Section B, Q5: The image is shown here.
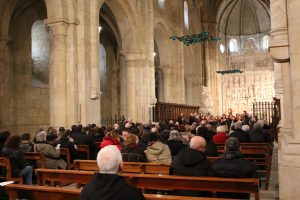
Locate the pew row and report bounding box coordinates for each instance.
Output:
[34,169,259,200]
[74,160,170,174]
[5,184,236,200]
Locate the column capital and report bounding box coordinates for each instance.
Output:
[46,21,68,36]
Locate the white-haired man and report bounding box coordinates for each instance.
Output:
[80,145,145,200]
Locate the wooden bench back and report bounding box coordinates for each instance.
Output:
[5,184,236,200]
[0,157,23,183]
[59,148,71,169]
[24,152,46,168]
[34,169,259,200]
[73,160,170,174]
[76,145,90,160]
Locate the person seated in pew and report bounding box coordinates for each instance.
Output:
[34,131,67,169]
[58,130,78,162]
[169,136,211,197]
[196,127,218,157]
[249,122,271,143]
[20,133,34,153]
[122,133,147,162]
[229,121,249,143]
[211,137,257,199]
[2,136,33,184]
[144,133,172,165]
[213,125,228,144]
[165,130,187,157]
[80,145,145,200]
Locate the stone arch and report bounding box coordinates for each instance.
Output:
[103,0,137,52]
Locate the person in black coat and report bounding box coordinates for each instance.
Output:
[170,136,211,197]
[80,145,145,200]
[196,127,218,157]
[1,136,33,185]
[249,122,270,143]
[211,137,257,199]
[166,130,187,157]
[74,127,96,159]
[58,131,78,162]
[229,121,249,143]
[122,133,146,162]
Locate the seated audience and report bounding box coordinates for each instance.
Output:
[2,136,33,184]
[213,125,228,144]
[80,145,145,200]
[101,131,122,151]
[74,127,96,159]
[34,131,67,169]
[211,137,257,199]
[170,136,211,176]
[58,130,78,162]
[229,121,249,143]
[170,136,211,197]
[145,133,172,165]
[196,127,218,156]
[20,133,34,152]
[0,129,10,155]
[249,122,270,143]
[166,130,187,157]
[122,133,146,162]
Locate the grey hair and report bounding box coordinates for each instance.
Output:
[36,131,47,142]
[253,122,262,130]
[169,130,181,141]
[234,121,243,130]
[241,125,250,132]
[97,145,122,174]
[216,125,227,133]
[225,137,240,152]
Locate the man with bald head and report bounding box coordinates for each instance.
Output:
[80,145,145,200]
[170,136,211,197]
[170,136,210,176]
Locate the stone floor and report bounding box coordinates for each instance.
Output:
[252,144,279,200]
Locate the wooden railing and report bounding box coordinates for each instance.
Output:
[153,102,199,123]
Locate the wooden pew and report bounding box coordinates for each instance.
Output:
[76,145,90,160]
[73,160,170,174]
[60,148,71,169]
[24,152,46,168]
[34,169,259,199]
[5,184,236,200]
[35,169,95,187]
[0,157,23,184]
[215,143,271,189]
[122,173,259,200]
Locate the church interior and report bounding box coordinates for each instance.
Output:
[0,0,299,199]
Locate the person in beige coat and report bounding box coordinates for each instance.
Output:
[34,131,67,169]
[145,133,172,165]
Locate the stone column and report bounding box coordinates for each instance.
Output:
[0,37,12,129]
[46,22,68,128]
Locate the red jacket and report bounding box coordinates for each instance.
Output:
[213,132,228,144]
[100,136,122,151]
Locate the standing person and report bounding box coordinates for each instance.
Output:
[80,145,145,200]
[177,113,185,125]
[211,137,257,199]
[1,136,33,184]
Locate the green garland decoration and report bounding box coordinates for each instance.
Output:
[216,69,243,75]
[170,32,220,46]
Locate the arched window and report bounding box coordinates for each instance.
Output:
[184,1,189,29]
[99,43,106,95]
[262,35,269,50]
[31,20,50,88]
[229,38,238,53]
[158,0,165,9]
